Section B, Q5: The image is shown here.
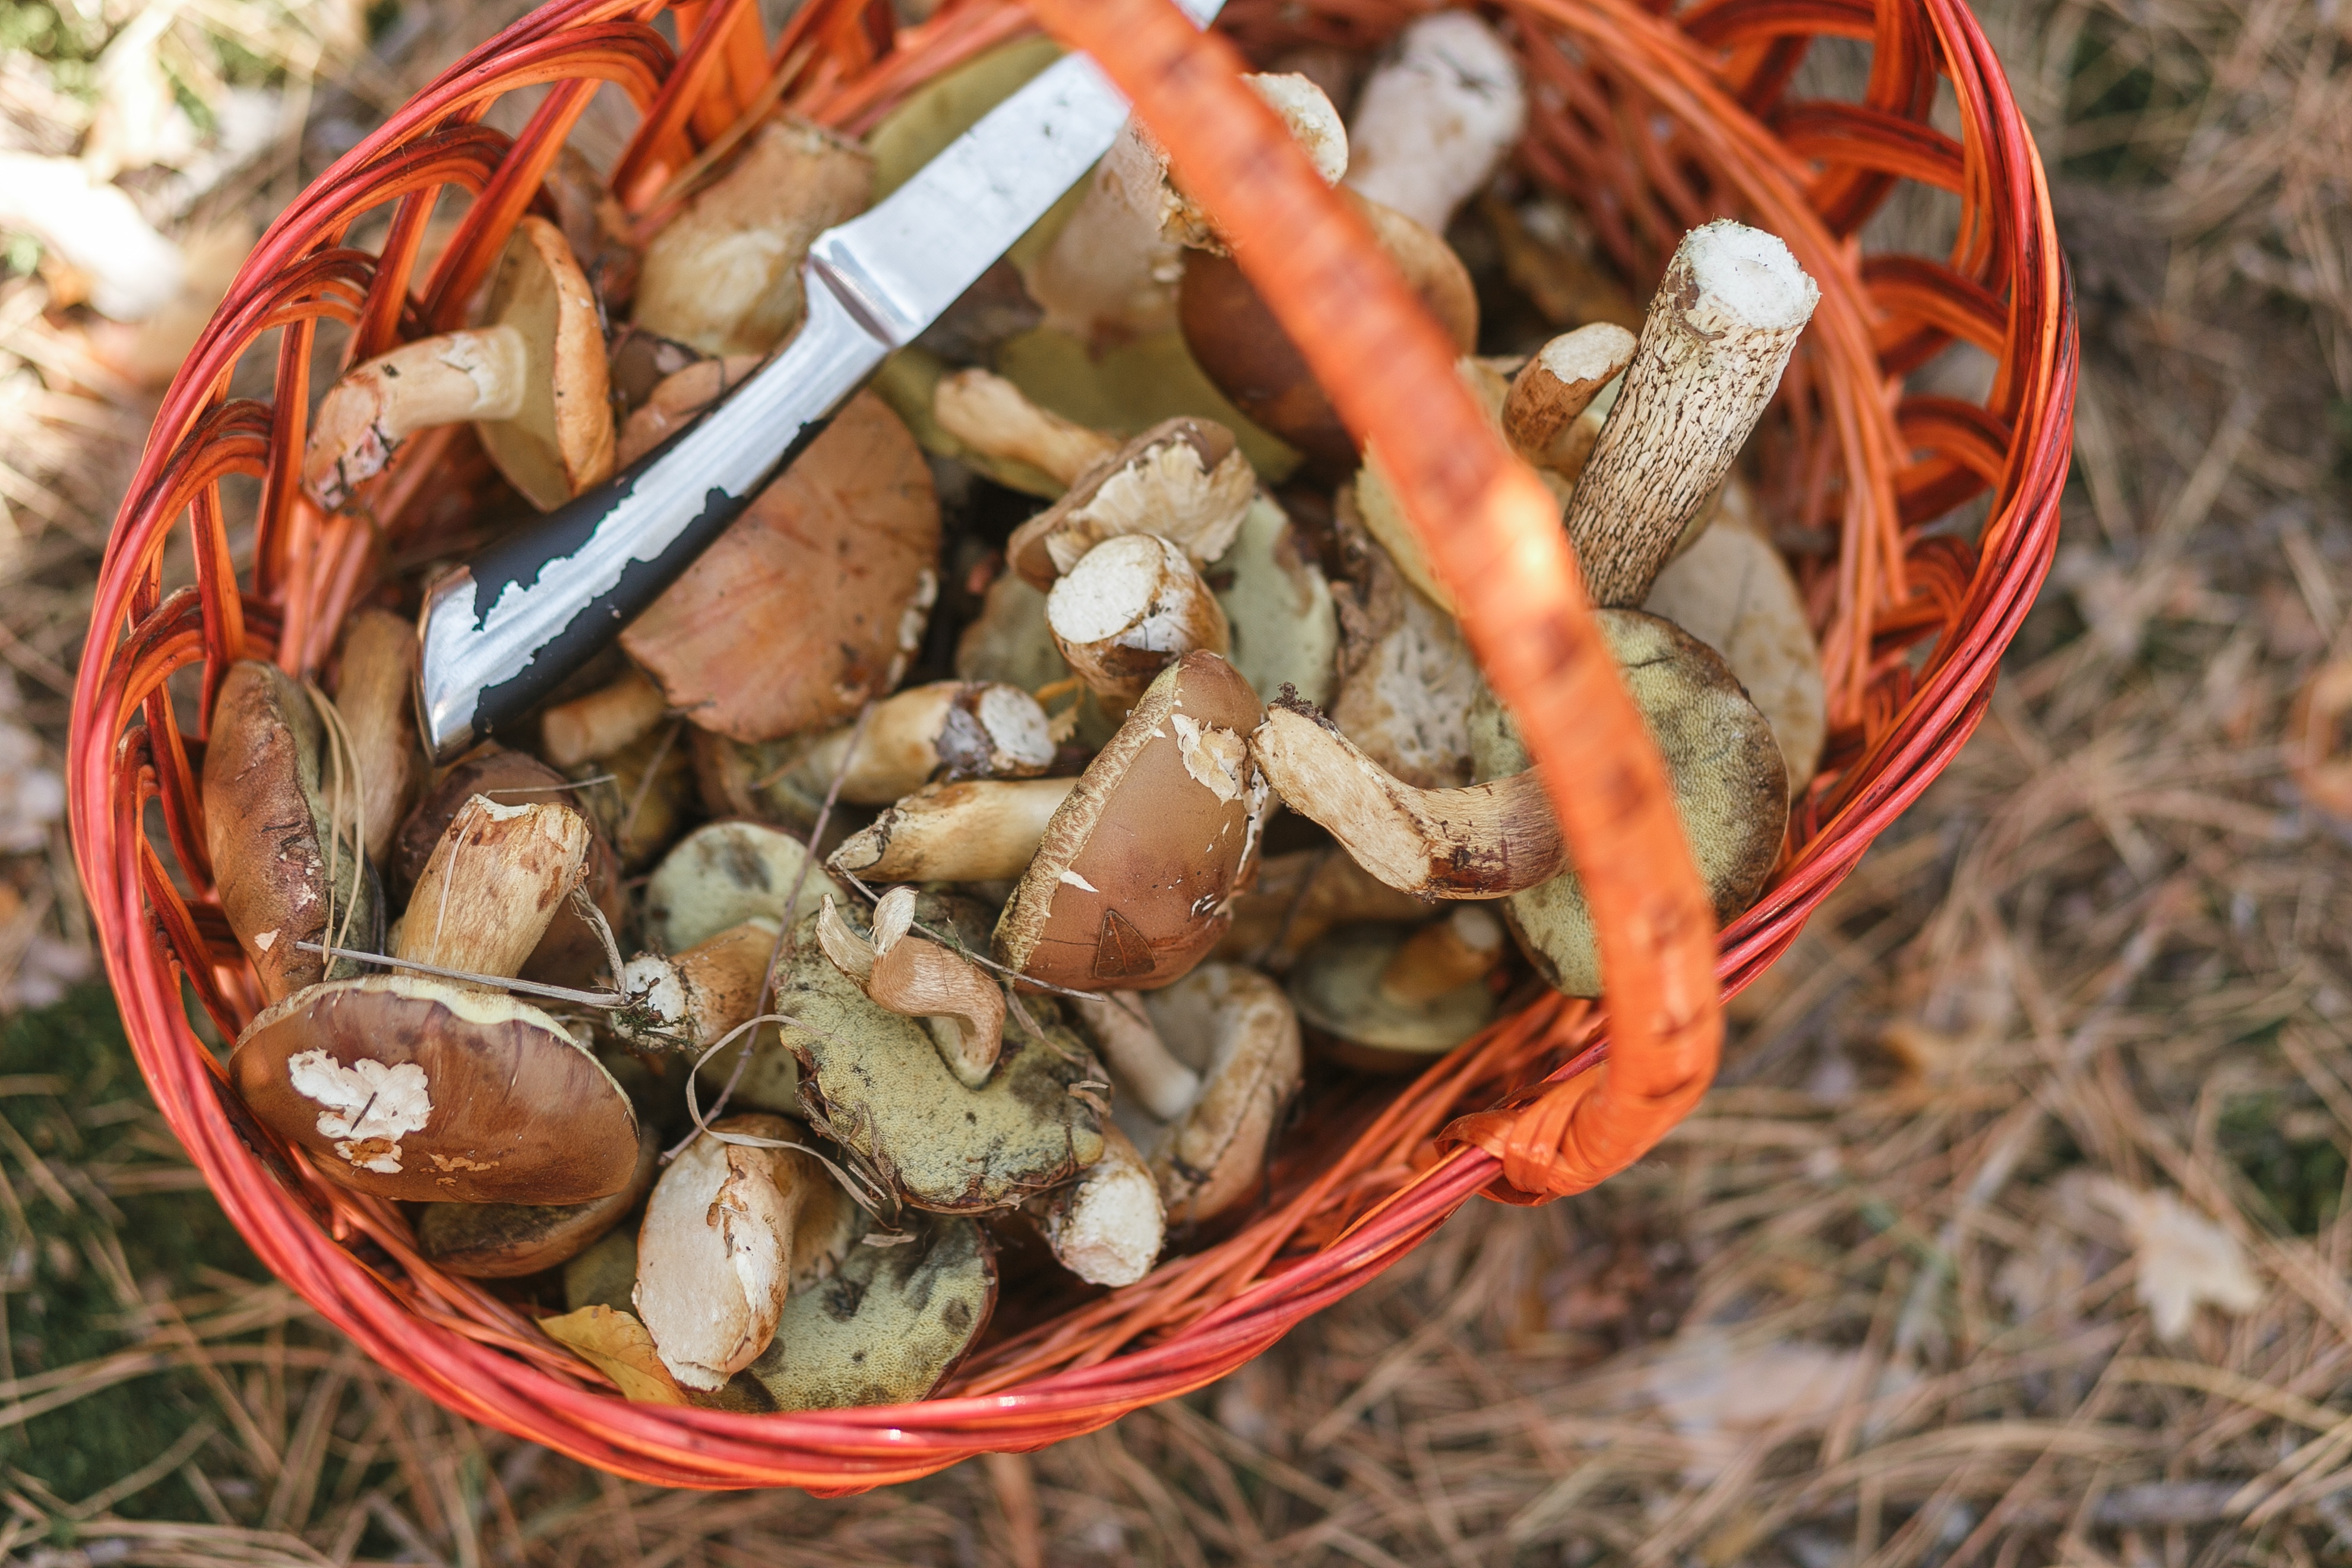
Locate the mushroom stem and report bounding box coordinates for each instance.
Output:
[825,777,1079,884]
[617,918,779,1052]
[1047,534,1230,703]
[396,796,592,984]
[1378,906,1505,1004]
[1250,704,1564,899]
[1342,12,1527,235]
[304,327,527,509]
[932,369,1118,489]
[1503,323,1636,470]
[789,681,1054,806]
[1067,991,1199,1121]
[1564,221,1820,608]
[329,609,423,865]
[1036,1121,1164,1287]
[542,666,670,770]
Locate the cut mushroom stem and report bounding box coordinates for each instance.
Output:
[816,890,1006,1088]
[932,368,1118,489]
[305,329,525,507]
[786,681,1054,806]
[1565,221,1820,607]
[542,666,670,769]
[1067,991,1199,1121]
[1250,701,1563,899]
[1503,323,1637,470]
[1047,533,1231,703]
[616,918,779,1052]
[329,609,423,865]
[397,796,592,984]
[826,776,1079,884]
[1035,1121,1164,1287]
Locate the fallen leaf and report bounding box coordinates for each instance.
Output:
[539,1305,691,1405]
[1642,1329,1906,1483]
[2087,1178,2263,1341]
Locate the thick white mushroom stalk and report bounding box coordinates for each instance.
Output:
[1342,12,1528,235]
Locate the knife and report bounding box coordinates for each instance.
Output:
[415,0,1224,762]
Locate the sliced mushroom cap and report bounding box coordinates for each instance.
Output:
[327,609,423,865]
[772,912,1107,1211]
[1469,609,1788,996]
[826,777,1079,885]
[994,652,1267,992]
[202,659,380,1005]
[1213,495,1340,713]
[1004,418,1255,590]
[416,1118,660,1279]
[645,820,847,954]
[1033,1120,1163,1287]
[621,391,939,744]
[1136,963,1303,1227]
[1288,909,1503,1069]
[632,119,874,357]
[231,975,639,1202]
[742,1211,994,1412]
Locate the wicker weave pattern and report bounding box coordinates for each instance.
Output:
[67,0,2072,1489]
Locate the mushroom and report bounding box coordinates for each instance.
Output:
[1287,907,1506,1071]
[770,908,1107,1212]
[201,659,380,1006]
[631,119,873,357]
[1004,417,1256,591]
[302,216,614,513]
[633,1114,859,1390]
[1565,220,1820,608]
[1326,512,1484,790]
[327,609,423,865]
[1468,612,1789,996]
[931,366,1120,494]
[229,798,640,1202]
[1031,1121,1162,1286]
[1213,845,1435,973]
[644,819,847,954]
[994,652,1268,992]
[540,665,669,772]
[816,889,1006,1089]
[415,1118,661,1279]
[1341,11,1528,236]
[1213,494,1341,713]
[1501,323,1637,475]
[742,1211,995,1411]
[825,776,1079,885]
[954,571,1073,703]
[1642,480,1826,794]
[1071,964,1303,1228]
[614,916,778,1056]
[776,681,1055,808]
[563,720,694,873]
[620,391,939,744]
[613,353,763,468]
[1045,533,1232,706]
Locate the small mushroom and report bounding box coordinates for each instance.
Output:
[817,889,1006,1089]
[634,1115,859,1390]
[615,916,777,1055]
[771,910,1107,1212]
[614,354,763,467]
[327,609,423,865]
[1046,533,1232,706]
[1468,612,1790,996]
[994,652,1267,992]
[1213,494,1341,713]
[632,119,873,356]
[415,1118,661,1279]
[741,1210,994,1411]
[1288,908,1505,1071]
[780,681,1055,808]
[621,391,939,743]
[931,366,1120,492]
[825,777,1079,885]
[202,659,381,1005]
[540,665,669,772]
[302,216,614,513]
[1501,323,1637,474]
[1566,221,1820,608]
[1032,1121,1163,1286]
[1004,417,1256,591]
[397,795,593,984]
[1341,11,1527,235]
[1073,964,1303,1227]
[644,820,848,953]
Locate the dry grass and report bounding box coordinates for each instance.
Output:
[4,0,2352,1560]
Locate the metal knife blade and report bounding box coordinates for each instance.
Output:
[415,0,1223,761]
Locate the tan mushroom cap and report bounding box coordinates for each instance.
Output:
[742,1211,994,1412]
[416,1118,660,1279]
[1138,963,1303,1227]
[645,819,847,954]
[621,391,940,744]
[1288,912,1502,1066]
[994,652,1267,992]
[231,975,639,1203]
[1470,609,1788,997]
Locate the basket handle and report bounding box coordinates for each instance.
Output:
[1023,0,1723,1202]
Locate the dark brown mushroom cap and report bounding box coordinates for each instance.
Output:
[1469,609,1788,997]
[231,976,638,1203]
[202,659,381,1006]
[992,651,1266,992]
[416,1119,660,1279]
[772,914,1107,1212]
[740,1212,994,1412]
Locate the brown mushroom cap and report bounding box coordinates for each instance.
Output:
[621,391,940,744]
[231,976,638,1203]
[1469,609,1788,996]
[475,214,616,511]
[416,1118,660,1279]
[327,609,423,865]
[202,659,380,1006]
[993,652,1267,992]
[741,1211,994,1412]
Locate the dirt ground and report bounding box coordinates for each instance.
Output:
[4,0,2352,1562]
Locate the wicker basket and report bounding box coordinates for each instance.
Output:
[68,0,2073,1490]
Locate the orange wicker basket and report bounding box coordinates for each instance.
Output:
[69,0,2072,1490]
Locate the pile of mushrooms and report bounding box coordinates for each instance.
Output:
[220,12,1837,1414]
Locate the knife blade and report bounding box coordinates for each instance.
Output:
[415,0,1224,762]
